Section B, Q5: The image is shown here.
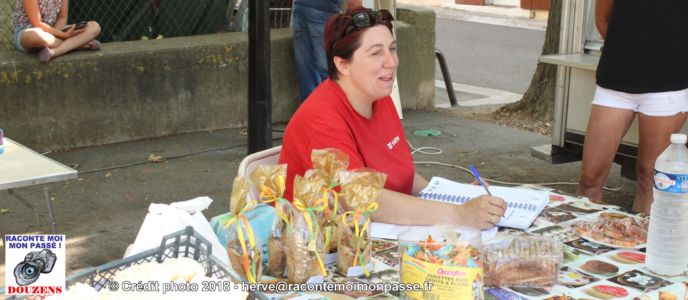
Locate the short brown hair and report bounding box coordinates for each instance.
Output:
[324,8,394,80]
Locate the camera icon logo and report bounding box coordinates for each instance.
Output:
[13,249,57,286]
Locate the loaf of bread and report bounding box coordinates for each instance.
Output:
[483,235,562,287]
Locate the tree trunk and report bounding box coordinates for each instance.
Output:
[498,0,562,120]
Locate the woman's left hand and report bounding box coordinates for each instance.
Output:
[62,24,86,39]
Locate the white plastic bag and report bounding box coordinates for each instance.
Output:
[124,197,230,267]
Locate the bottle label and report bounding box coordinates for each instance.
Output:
[654,170,688,193]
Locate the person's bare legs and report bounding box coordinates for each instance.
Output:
[578,105,635,203]
[19,28,62,50]
[51,22,101,58]
[19,22,101,62]
[634,112,688,213]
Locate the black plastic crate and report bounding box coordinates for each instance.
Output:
[64,226,268,299]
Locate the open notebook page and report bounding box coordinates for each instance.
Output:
[418,177,549,230]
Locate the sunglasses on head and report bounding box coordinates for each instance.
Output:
[342,9,394,38]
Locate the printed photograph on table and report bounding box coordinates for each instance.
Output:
[557,266,600,288]
[497,227,523,236]
[367,269,398,284]
[542,295,575,300]
[583,283,638,299]
[336,278,387,298]
[577,259,622,277]
[529,225,580,243]
[562,245,585,265]
[608,269,673,293]
[507,286,550,297]
[538,207,578,224]
[607,250,646,265]
[554,203,603,215]
[565,238,616,255]
[372,240,396,253]
[373,248,400,268]
[484,288,528,300]
[547,193,568,202]
[529,217,556,230]
[567,211,649,249]
[643,282,688,300]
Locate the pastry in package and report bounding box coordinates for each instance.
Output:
[287,175,328,283]
[336,213,373,277]
[483,234,562,287]
[223,176,263,283]
[336,169,386,276]
[251,164,292,278]
[306,148,350,253]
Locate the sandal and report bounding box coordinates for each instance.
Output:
[80,40,101,51]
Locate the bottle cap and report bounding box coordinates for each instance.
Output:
[670,134,687,144]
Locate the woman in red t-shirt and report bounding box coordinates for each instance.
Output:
[279,7,506,229]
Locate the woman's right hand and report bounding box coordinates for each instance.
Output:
[458,195,506,230]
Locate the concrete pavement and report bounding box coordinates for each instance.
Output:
[399,0,548,30]
[399,0,548,108]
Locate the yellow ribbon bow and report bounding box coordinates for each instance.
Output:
[258,176,293,227]
[341,202,378,276]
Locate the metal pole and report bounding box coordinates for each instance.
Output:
[435,49,458,107]
[44,187,57,233]
[248,0,273,154]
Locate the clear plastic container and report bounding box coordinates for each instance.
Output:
[482,235,562,288]
[398,226,483,300]
[0,129,4,155]
[647,133,688,276]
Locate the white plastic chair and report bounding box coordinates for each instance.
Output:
[233,145,282,212]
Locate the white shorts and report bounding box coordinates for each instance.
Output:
[592,86,688,116]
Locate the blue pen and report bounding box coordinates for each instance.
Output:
[470,165,492,196]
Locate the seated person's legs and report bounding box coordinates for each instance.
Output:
[18,27,61,52]
[52,21,101,58]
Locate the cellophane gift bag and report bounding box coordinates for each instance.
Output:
[304,148,349,254]
[336,168,386,277]
[219,176,263,283]
[251,164,293,278]
[287,175,328,283]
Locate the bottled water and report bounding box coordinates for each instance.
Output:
[0,129,4,154]
[646,133,688,276]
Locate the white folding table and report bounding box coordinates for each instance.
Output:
[0,138,77,234]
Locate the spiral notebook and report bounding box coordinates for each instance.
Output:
[419,177,549,230]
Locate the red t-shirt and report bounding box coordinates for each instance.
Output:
[279,79,415,200]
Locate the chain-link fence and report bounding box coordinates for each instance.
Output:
[1,0,293,51]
